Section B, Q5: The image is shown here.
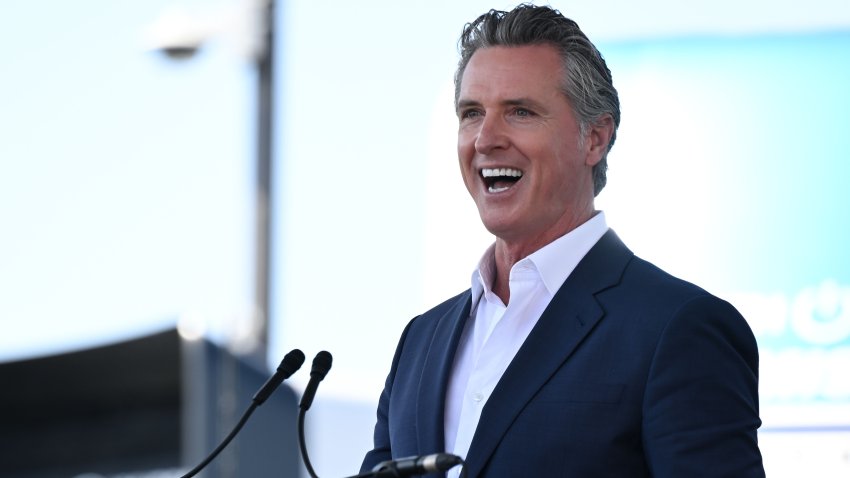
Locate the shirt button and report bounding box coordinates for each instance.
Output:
[472,392,484,402]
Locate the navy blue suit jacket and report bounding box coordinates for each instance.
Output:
[362,230,764,477]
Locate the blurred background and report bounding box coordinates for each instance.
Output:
[1,0,849,476]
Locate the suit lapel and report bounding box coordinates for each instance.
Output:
[462,230,633,476]
[416,290,473,456]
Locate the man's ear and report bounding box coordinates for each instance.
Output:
[585,114,614,167]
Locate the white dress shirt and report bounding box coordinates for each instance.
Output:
[443,212,608,476]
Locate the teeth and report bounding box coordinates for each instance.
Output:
[481,168,523,178]
[488,186,510,193]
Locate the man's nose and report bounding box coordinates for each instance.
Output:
[474,115,509,154]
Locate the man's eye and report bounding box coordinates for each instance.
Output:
[515,108,532,117]
[461,110,482,120]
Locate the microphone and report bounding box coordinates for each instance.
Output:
[299,350,333,411]
[179,349,305,478]
[297,351,333,478]
[370,453,465,477]
[254,348,306,405]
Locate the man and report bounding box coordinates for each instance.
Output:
[362,4,764,477]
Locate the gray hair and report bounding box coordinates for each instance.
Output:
[454,4,620,196]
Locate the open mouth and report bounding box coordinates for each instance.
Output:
[481,167,523,193]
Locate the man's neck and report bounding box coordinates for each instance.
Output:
[490,210,598,304]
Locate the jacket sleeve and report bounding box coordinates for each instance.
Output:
[642,294,765,477]
[360,317,416,473]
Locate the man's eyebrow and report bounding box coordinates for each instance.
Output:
[503,97,547,110]
[456,99,480,111]
[456,97,547,112]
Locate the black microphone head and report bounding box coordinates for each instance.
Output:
[253,349,306,406]
[372,453,464,477]
[424,453,464,472]
[310,351,332,380]
[278,349,306,378]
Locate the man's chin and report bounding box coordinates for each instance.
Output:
[479,215,525,241]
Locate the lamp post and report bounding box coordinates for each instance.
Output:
[253,0,275,366]
[146,0,277,365]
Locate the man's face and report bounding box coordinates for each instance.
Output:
[457,44,602,246]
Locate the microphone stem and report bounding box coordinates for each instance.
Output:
[298,407,320,478]
[180,402,258,478]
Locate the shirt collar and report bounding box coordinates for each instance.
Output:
[471,211,609,301]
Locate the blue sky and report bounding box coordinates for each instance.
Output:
[1,0,254,359]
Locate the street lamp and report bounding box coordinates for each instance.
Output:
[144,0,277,365]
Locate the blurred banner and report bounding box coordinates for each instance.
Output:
[598,30,850,476]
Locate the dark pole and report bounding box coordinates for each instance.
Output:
[254,0,275,364]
